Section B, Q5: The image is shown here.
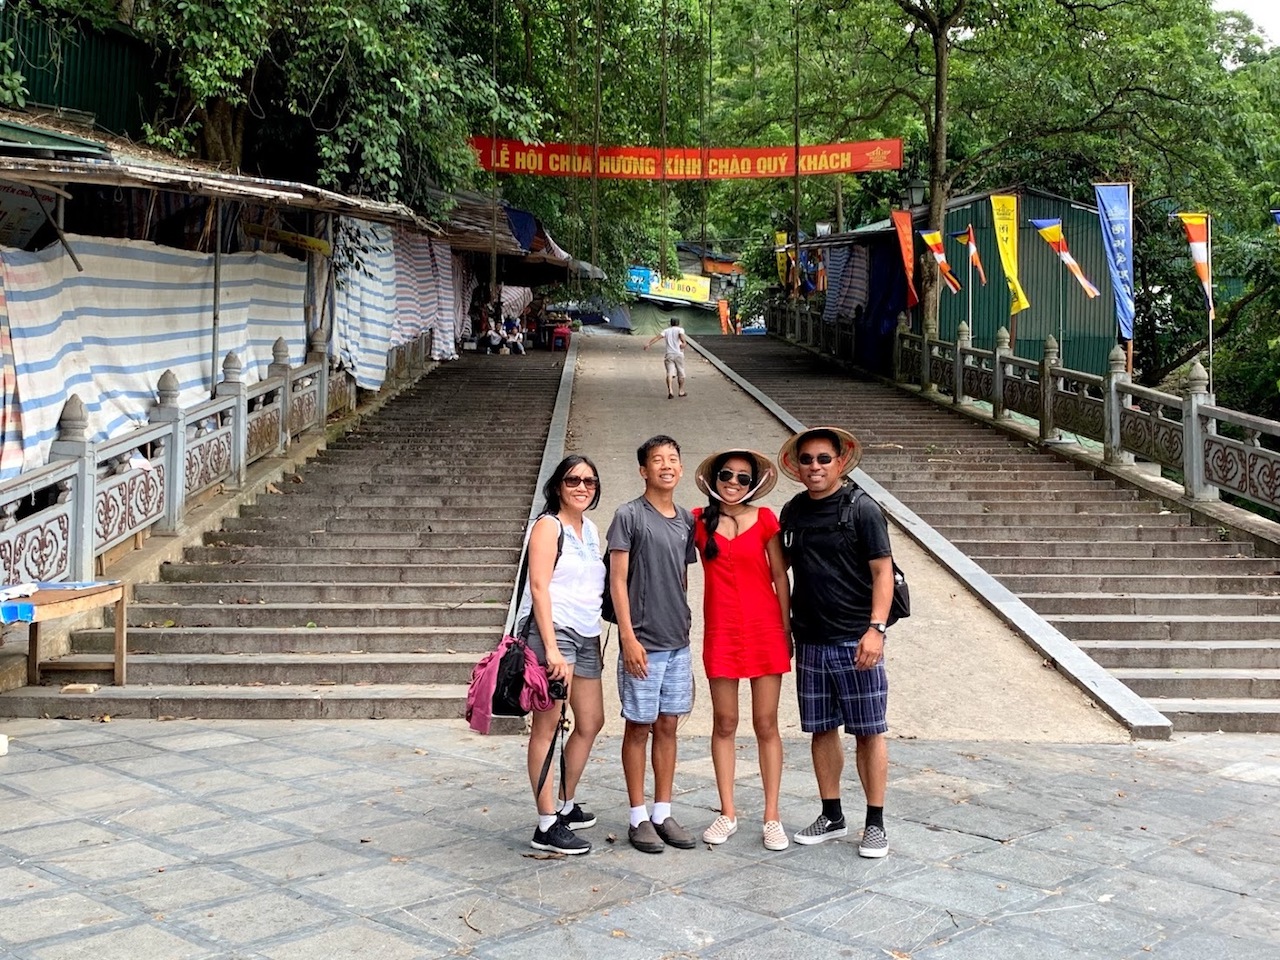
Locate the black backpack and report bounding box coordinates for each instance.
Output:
[600,503,645,625]
[781,482,910,627]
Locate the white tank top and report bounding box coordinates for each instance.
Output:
[516,516,605,637]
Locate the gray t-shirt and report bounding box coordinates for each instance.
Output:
[606,496,696,651]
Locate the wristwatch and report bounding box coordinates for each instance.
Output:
[869,622,888,635]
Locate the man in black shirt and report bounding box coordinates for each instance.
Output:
[777,426,895,858]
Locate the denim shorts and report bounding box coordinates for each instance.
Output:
[522,620,604,680]
[618,645,694,723]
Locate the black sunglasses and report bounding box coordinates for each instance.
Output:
[562,475,598,489]
[717,469,754,486]
[798,452,836,465]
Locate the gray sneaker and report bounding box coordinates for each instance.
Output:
[794,813,847,845]
[858,824,889,858]
[653,816,697,849]
[628,819,665,854]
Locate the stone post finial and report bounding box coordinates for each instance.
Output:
[272,337,290,366]
[1043,335,1059,365]
[896,311,910,331]
[995,326,1010,352]
[308,327,326,354]
[1108,344,1127,374]
[1187,360,1209,395]
[58,394,89,443]
[222,352,243,384]
[157,369,180,406]
[957,320,970,340]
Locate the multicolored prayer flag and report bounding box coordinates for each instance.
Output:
[1029,218,1100,298]
[950,225,987,285]
[920,230,962,293]
[1174,213,1215,321]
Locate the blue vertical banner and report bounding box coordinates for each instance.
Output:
[1094,183,1136,341]
[1271,209,1280,231]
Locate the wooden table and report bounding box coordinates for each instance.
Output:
[1,582,127,686]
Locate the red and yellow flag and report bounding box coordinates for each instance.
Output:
[920,230,962,294]
[950,225,987,285]
[1175,213,1215,321]
[1030,218,1100,298]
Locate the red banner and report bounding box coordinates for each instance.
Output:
[470,137,902,180]
[891,210,919,309]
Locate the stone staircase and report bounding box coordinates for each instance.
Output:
[700,335,1280,733]
[0,354,563,720]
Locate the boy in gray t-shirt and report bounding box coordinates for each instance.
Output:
[607,435,697,854]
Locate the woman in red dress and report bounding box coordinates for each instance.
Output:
[692,449,792,850]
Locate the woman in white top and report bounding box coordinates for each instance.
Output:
[519,455,606,855]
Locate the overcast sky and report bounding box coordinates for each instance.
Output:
[1215,0,1279,43]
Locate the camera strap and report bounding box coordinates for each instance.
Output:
[534,698,568,800]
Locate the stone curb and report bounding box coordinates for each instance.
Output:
[688,335,1172,741]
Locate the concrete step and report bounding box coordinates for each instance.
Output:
[268,492,532,511]
[1023,593,1280,617]
[204,530,519,549]
[124,602,508,629]
[933,524,1211,542]
[182,545,522,565]
[879,468,1082,481]
[955,540,1254,558]
[239,503,513,520]
[911,500,1164,516]
[1112,668,1280,699]
[904,489,1141,503]
[1045,614,1280,642]
[1143,698,1280,733]
[76,624,498,655]
[976,557,1280,576]
[1079,640,1280,670]
[43,652,478,686]
[160,562,515,584]
[134,581,510,604]
[921,511,1187,529]
[887,479,1128,493]
[220,517,527,535]
[0,683,489,721]
[997,573,1280,594]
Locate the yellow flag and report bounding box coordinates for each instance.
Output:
[775,231,790,286]
[990,195,1031,314]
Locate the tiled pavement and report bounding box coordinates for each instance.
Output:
[2,718,1278,959]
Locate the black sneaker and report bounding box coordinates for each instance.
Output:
[559,803,597,831]
[793,813,848,846]
[531,819,591,855]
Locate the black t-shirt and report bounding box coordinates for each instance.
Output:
[781,483,893,644]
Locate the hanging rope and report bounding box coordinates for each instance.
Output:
[489,0,500,314]
[659,0,669,278]
[591,0,603,273]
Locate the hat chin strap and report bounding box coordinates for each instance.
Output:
[707,468,772,505]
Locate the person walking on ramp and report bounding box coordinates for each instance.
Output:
[643,317,688,399]
[608,435,698,853]
[777,427,895,858]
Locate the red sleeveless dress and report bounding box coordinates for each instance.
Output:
[693,506,792,679]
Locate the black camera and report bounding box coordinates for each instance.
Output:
[548,678,568,701]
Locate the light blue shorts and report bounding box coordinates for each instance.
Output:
[618,645,694,724]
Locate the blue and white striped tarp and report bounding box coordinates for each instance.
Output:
[822,242,870,325]
[390,228,459,362]
[0,234,307,477]
[332,219,396,390]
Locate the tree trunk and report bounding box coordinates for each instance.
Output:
[922,20,951,339]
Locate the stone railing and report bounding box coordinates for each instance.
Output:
[0,328,430,585]
[765,300,855,364]
[894,319,1280,512]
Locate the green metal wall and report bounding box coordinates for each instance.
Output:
[932,192,1117,375]
[2,13,154,138]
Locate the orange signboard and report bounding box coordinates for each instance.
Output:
[470,137,902,180]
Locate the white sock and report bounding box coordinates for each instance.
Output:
[538,813,558,831]
[630,805,649,828]
[652,801,672,824]
[558,797,575,814]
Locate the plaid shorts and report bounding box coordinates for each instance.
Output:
[795,642,889,736]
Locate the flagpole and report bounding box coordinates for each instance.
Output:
[966,240,973,345]
[1126,183,1134,375]
[1057,250,1064,365]
[1207,213,1214,394]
